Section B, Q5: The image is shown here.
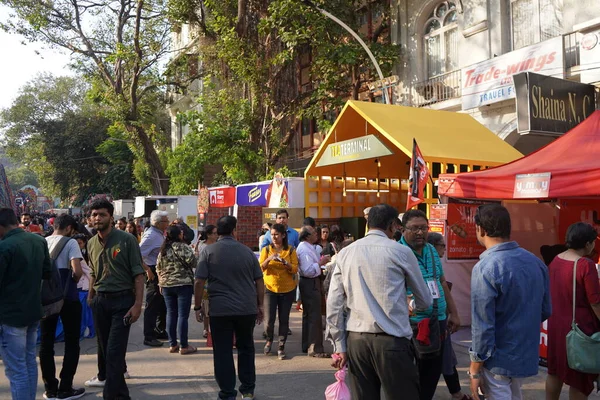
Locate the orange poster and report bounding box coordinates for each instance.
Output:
[447,202,488,260]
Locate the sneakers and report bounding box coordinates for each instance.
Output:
[241,394,254,399]
[144,338,164,347]
[84,376,105,387]
[57,388,85,400]
[43,391,57,400]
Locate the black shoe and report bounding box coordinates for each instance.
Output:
[262,331,267,339]
[57,388,85,400]
[287,329,292,336]
[43,391,57,400]
[144,338,164,347]
[155,329,169,340]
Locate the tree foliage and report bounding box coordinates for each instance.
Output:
[166,0,398,181]
[1,0,173,194]
[0,74,136,204]
[5,165,38,192]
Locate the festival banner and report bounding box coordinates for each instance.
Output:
[209,187,236,208]
[446,200,491,260]
[236,182,272,207]
[406,139,429,211]
[197,185,209,214]
[266,172,289,208]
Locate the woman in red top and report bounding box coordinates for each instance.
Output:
[546,222,600,399]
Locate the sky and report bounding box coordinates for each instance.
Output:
[0,6,73,110]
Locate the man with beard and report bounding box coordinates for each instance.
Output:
[400,209,461,400]
[87,199,145,400]
[20,213,43,234]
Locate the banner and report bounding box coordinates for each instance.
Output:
[406,139,429,211]
[197,185,209,214]
[236,182,272,207]
[209,187,236,208]
[446,199,496,260]
[266,173,289,208]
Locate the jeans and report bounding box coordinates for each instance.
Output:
[264,288,295,347]
[143,266,166,339]
[91,292,134,400]
[346,332,419,400]
[299,276,324,354]
[39,299,82,393]
[210,315,257,399]
[162,285,193,348]
[0,322,39,400]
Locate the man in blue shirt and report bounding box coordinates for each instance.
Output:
[469,204,551,400]
[260,209,299,250]
[400,210,461,400]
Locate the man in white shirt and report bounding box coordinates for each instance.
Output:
[328,204,433,399]
[297,226,331,357]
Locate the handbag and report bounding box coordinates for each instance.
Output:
[411,247,442,359]
[566,257,600,373]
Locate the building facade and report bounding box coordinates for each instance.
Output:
[389,0,600,154]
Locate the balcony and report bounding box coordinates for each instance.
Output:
[564,31,582,71]
[410,70,461,108]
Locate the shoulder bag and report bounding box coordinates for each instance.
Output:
[411,246,442,359]
[566,257,600,373]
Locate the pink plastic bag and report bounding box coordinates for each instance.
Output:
[325,368,351,400]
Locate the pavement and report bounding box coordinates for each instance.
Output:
[0,308,595,400]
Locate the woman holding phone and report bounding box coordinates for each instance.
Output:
[259,223,299,360]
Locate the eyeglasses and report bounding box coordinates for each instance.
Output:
[405,225,429,234]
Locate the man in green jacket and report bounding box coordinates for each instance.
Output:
[0,208,52,400]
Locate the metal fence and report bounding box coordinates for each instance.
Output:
[411,70,462,107]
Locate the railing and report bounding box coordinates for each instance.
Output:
[410,70,461,107]
[564,31,582,70]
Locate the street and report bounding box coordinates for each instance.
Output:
[0,309,586,400]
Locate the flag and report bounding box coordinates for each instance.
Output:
[407,139,429,211]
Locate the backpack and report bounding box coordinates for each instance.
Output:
[41,236,71,319]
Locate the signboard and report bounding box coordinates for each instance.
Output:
[462,36,564,110]
[209,187,236,208]
[447,201,488,260]
[540,320,548,367]
[513,173,551,199]
[186,215,198,231]
[197,186,209,214]
[430,204,448,220]
[316,134,393,167]
[580,30,600,84]
[267,173,289,208]
[262,208,305,229]
[513,72,596,134]
[429,219,446,236]
[237,183,271,207]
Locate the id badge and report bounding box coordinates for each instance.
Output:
[427,280,440,299]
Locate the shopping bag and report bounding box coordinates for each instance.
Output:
[324,368,351,400]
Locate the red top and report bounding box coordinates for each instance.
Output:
[20,224,42,234]
[547,256,600,395]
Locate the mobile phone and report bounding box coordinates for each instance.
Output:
[123,316,132,326]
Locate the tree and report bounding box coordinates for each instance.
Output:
[1,0,173,194]
[0,74,136,203]
[5,165,38,192]
[167,0,398,180]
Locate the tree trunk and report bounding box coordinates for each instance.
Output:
[131,124,169,195]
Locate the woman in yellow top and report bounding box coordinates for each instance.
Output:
[259,223,299,360]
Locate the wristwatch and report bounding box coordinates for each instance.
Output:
[467,371,481,379]
[193,305,202,311]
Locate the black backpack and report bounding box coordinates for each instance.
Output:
[41,236,71,319]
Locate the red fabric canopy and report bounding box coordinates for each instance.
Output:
[438,110,600,200]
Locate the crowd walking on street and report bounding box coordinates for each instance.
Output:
[1,202,599,400]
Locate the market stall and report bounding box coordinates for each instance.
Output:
[437,110,600,362]
[304,100,523,237]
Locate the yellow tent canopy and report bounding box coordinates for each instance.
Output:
[305,100,523,179]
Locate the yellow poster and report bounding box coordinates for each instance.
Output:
[186,215,198,230]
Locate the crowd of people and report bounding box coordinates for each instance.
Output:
[0,201,599,400]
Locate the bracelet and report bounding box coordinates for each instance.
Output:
[193,305,202,311]
[467,371,481,379]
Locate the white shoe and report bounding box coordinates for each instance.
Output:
[84,376,105,387]
[124,371,131,379]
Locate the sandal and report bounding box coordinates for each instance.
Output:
[169,345,180,353]
[308,352,331,358]
[180,345,197,355]
[264,341,272,355]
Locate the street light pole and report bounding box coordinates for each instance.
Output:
[302,0,390,105]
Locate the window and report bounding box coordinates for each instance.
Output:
[511,0,562,50]
[424,1,458,78]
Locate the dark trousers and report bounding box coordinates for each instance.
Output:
[162,285,193,348]
[39,299,82,392]
[97,344,128,381]
[346,332,420,400]
[143,265,166,339]
[210,315,257,400]
[416,319,447,400]
[444,367,462,395]
[91,292,134,400]
[299,276,324,354]
[264,288,295,346]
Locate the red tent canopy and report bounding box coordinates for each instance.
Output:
[438,110,600,200]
